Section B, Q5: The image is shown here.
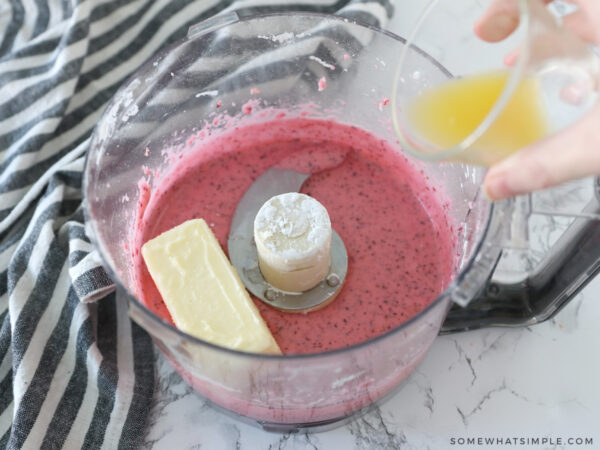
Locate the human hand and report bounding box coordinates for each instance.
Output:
[473,0,600,201]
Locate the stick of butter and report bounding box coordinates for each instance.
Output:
[141,219,281,354]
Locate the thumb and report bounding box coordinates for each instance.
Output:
[483,105,600,200]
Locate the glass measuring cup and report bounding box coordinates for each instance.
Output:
[392,0,600,166]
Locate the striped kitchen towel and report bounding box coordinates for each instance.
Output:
[0,0,393,448]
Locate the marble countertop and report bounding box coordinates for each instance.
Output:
[141,5,600,449]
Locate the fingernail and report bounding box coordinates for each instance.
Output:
[483,179,500,201]
[479,13,518,42]
[483,168,512,201]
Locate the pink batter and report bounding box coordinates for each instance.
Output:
[134,117,455,355]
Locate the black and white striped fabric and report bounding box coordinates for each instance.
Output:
[0,0,392,448]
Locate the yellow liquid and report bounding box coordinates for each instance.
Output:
[406,71,548,166]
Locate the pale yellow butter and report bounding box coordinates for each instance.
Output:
[141,219,281,354]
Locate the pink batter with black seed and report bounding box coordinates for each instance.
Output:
[134,117,455,355]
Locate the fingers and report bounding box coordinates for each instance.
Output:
[564,0,600,44]
[562,11,597,43]
[476,0,600,201]
[473,0,521,43]
[474,0,600,45]
[483,105,600,200]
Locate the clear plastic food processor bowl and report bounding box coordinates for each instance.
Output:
[83,12,600,432]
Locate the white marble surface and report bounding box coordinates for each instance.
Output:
[142,4,600,449]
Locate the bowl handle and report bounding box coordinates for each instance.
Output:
[442,177,600,333]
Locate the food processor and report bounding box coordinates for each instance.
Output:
[82,12,600,432]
